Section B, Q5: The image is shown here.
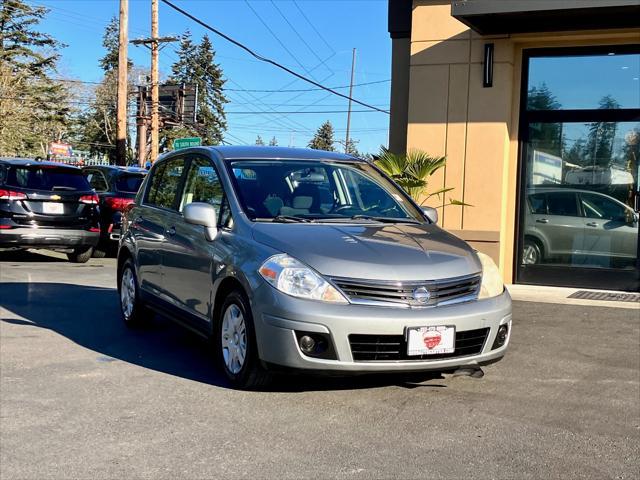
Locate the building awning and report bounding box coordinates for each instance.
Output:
[451,0,640,35]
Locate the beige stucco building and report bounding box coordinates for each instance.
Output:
[388,0,640,291]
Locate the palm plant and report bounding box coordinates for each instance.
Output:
[375,147,467,207]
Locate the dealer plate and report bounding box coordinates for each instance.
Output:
[407,325,455,356]
[43,202,64,214]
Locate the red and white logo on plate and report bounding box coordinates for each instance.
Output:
[407,325,455,356]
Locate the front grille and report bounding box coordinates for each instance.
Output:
[349,328,489,362]
[331,274,480,308]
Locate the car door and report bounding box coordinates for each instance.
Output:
[537,191,584,259]
[133,157,186,297]
[579,191,638,265]
[161,155,233,327]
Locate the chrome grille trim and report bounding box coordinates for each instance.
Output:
[330,273,481,308]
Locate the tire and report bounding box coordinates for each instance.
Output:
[216,290,271,390]
[67,246,94,263]
[118,258,151,327]
[523,238,543,265]
[92,246,107,258]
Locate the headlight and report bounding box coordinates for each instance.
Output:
[258,254,348,303]
[477,252,504,299]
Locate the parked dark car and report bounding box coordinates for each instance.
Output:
[82,165,146,257]
[0,158,100,262]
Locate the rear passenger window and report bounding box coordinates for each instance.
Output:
[145,157,185,210]
[84,170,108,192]
[546,192,578,217]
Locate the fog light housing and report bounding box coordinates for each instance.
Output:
[299,335,316,354]
[295,331,337,360]
[492,324,509,350]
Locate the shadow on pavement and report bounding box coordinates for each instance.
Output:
[0,282,447,392]
[0,249,68,263]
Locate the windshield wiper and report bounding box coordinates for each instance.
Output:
[271,215,313,223]
[348,215,421,224]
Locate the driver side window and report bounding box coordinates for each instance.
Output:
[180,156,232,228]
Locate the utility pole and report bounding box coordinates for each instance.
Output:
[116,0,129,166]
[150,0,159,163]
[136,86,147,167]
[131,4,176,164]
[344,48,356,155]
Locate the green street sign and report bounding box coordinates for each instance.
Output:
[173,137,202,150]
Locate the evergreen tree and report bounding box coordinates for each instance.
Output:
[268,136,278,146]
[527,83,563,157]
[339,138,361,157]
[308,121,335,151]
[0,0,71,156]
[255,135,265,146]
[168,32,228,145]
[585,95,620,168]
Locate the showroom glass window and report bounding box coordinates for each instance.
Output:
[517,46,640,291]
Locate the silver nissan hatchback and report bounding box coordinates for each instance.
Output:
[118,146,511,388]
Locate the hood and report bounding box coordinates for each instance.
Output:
[252,222,481,281]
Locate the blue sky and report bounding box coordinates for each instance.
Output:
[37,0,392,154]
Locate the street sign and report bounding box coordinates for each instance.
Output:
[173,137,202,150]
[48,142,73,157]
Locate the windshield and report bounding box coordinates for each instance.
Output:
[229,160,424,223]
[5,165,91,192]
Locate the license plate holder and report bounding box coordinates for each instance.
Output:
[43,202,64,214]
[406,325,455,356]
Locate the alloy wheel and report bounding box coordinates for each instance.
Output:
[120,267,136,320]
[221,304,247,374]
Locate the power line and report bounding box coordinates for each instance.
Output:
[292,0,336,55]
[243,0,317,80]
[159,0,389,115]
[225,79,390,93]
[227,110,388,115]
[269,0,327,68]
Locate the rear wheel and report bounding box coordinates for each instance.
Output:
[92,245,107,258]
[523,238,543,265]
[216,290,271,389]
[67,246,94,263]
[118,259,151,326]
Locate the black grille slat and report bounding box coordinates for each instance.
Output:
[349,328,489,362]
[332,274,480,307]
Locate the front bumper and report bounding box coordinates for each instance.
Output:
[0,227,100,249]
[252,285,512,373]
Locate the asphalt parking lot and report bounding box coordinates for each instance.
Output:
[1,250,639,479]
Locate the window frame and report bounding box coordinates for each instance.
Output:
[514,44,640,290]
[142,155,188,212]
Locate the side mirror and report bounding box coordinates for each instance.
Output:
[422,206,438,224]
[184,202,218,241]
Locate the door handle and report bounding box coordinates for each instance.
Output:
[536,218,549,224]
[166,226,176,236]
[586,222,599,227]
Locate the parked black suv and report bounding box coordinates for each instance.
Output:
[82,165,146,257]
[0,158,100,262]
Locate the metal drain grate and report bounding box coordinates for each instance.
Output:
[568,290,640,303]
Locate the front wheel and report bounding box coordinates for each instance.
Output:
[216,291,271,389]
[522,239,543,265]
[67,246,94,263]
